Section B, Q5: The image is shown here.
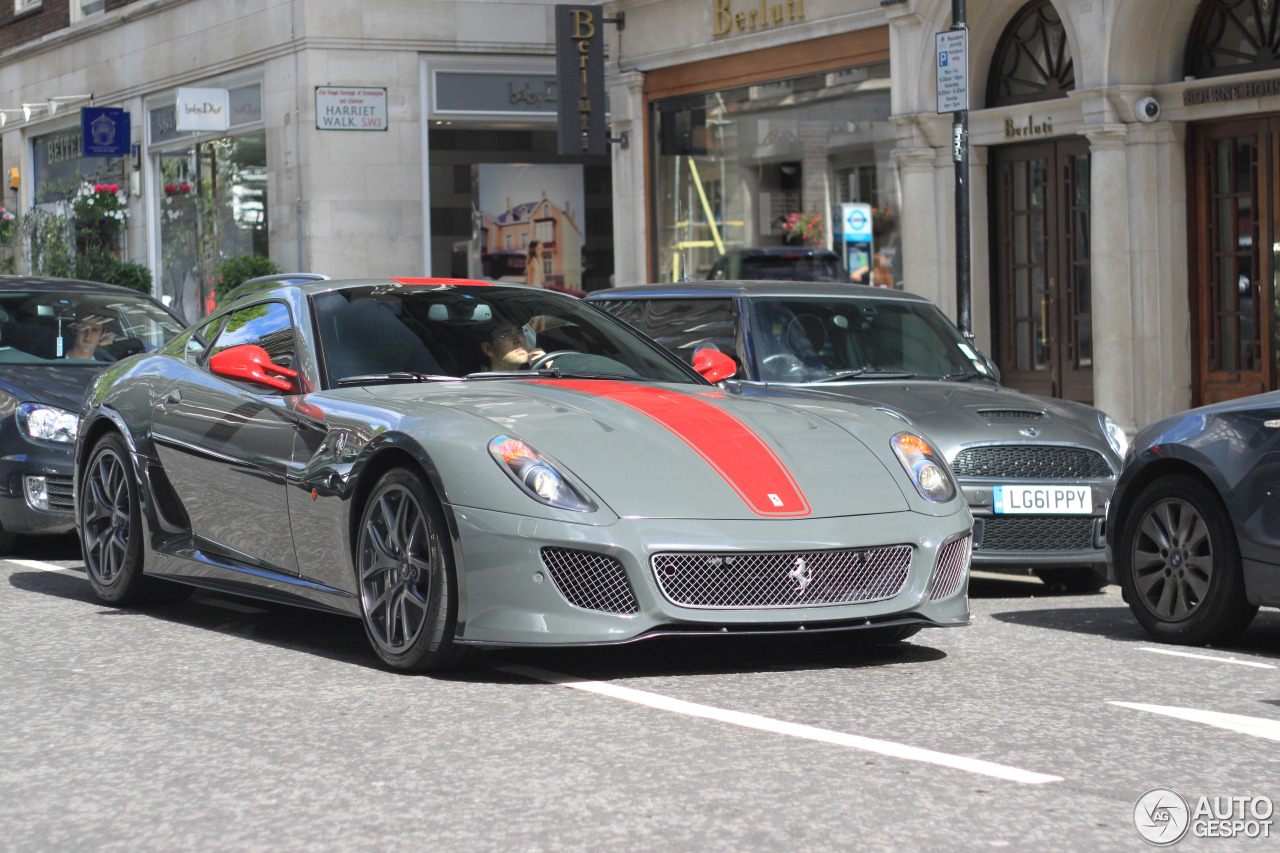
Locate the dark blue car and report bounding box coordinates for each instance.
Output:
[0,277,185,552]
[1107,392,1280,644]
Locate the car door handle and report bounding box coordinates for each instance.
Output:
[164,389,182,406]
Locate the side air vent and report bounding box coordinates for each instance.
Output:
[541,548,640,615]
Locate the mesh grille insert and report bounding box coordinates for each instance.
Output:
[951,446,1111,479]
[977,516,1098,552]
[541,548,639,615]
[650,546,912,608]
[46,475,74,513]
[929,536,970,600]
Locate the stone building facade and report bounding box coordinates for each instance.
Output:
[0,0,612,321]
[603,0,1280,433]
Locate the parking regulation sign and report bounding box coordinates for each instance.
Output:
[936,29,968,113]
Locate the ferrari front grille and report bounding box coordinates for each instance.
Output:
[950,445,1112,479]
[650,546,913,609]
[929,536,970,600]
[541,548,640,615]
[46,475,75,513]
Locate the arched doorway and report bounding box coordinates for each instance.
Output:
[986,1,1093,403]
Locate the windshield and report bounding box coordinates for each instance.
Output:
[749,297,986,383]
[0,290,186,365]
[312,285,698,387]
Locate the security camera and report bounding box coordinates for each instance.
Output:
[1135,96,1160,123]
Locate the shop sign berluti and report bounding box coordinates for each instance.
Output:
[555,5,607,155]
[713,0,805,36]
[1003,114,1055,139]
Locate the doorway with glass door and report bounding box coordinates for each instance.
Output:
[990,138,1092,404]
[1188,115,1280,406]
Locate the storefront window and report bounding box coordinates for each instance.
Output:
[149,83,266,321]
[650,62,900,286]
[156,134,267,320]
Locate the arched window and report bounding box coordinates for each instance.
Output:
[1186,0,1280,79]
[987,0,1075,108]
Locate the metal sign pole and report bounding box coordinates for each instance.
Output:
[952,0,971,335]
[935,3,971,334]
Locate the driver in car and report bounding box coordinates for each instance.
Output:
[66,312,117,360]
[481,320,546,372]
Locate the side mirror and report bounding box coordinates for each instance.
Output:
[693,348,738,383]
[209,344,298,391]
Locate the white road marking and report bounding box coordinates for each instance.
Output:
[6,558,84,576]
[1110,702,1280,742]
[498,663,1064,785]
[1139,647,1275,669]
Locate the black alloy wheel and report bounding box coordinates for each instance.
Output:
[81,433,189,605]
[1117,474,1256,644]
[356,468,471,671]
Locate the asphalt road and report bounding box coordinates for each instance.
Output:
[2,535,1278,852]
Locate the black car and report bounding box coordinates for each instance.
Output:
[0,277,185,552]
[1108,392,1280,644]
[707,248,847,282]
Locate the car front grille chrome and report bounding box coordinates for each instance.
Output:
[929,535,971,600]
[951,445,1112,479]
[541,548,640,615]
[650,545,913,609]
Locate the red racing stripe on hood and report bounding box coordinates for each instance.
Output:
[535,380,811,517]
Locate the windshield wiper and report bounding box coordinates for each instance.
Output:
[813,368,916,382]
[940,370,988,382]
[334,372,460,387]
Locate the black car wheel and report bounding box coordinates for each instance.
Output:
[81,433,189,605]
[356,469,472,672]
[1117,474,1257,644]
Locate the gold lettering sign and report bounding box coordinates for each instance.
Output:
[713,0,804,37]
[1003,115,1055,139]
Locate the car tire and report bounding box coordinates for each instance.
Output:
[81,433,191,606]
[355,468,474,672]
[1034,565,1109,593]
[1116,474,1257,645]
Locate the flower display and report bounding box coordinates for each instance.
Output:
[872,206,896,237]
[783,211,825,246]
[163,183,192,197]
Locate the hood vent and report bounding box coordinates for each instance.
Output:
[978,409,1044,421]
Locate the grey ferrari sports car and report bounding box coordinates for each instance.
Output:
[75,277,972,671]
[585,282,1127,591]
[1108,392,1280,644]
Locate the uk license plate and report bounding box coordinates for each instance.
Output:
[993,485,1092,514]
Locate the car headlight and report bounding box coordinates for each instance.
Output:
[1100,413,1129,458]
[489,436,597,512]
[17,403,79,443]
[890,432,956,503]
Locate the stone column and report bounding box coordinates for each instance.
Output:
[607,70,647,286]
[893,146,942,306]
[1084,124,1136,432]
